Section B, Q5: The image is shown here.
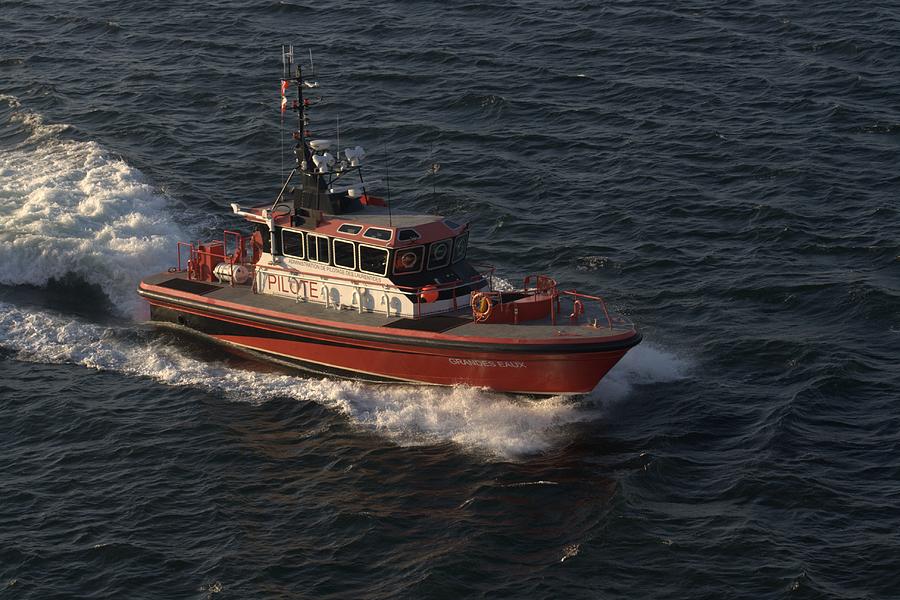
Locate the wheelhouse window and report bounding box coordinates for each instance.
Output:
[359,245,388,276]
[333,239,356,270]
[393,246,424,275]
[363,227,392,242]
[337,223,363,235]
[452,232,468,263]
[397,229,420,242]
[281,229,304,258]
[427,239,452,270]
[308,234,330,264]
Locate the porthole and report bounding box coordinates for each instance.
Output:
[427,239,452,270]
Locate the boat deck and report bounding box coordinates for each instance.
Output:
[142,272,635,342]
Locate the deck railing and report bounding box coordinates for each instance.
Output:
[174,237,614,328]
[558,289,613,330]
[176,231,254,286]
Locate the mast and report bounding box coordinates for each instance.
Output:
[292,51,311,172]
[275,45,321,213]
[275,46,365,217]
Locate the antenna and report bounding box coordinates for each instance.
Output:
[280,45,294,182]
[282,45,294,76]
[383,139,393,227]
[429,141,439,205]
[308,48,314,72]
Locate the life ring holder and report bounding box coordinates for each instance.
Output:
[569,299,584,322]
[471,292,493,322]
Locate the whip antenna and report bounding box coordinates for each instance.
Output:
[282,44,293,78]
[429,140,441,206]
[383,139,393,227]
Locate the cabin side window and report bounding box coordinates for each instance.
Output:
[359,245,388,276]
[397,229,420,242]
[337,224,363,235]
[281,229,304,259]
[393,246,424,275]
[452,232,469,263]
[427,239,452,270]
[333,239,356,270]
[308,234,330,264]
[363,227,393,242]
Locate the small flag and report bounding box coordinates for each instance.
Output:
[280,80,290,113]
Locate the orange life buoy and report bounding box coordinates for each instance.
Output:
[419,284,439,303]
[398,251,418,270]
[471,292,492,322]
[250,231,264,264]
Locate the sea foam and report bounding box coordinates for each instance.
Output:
[0,95,187,318]
[0,98,688,458]
[0,301,686,458]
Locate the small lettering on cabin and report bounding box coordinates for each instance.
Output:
[448,358,526,368]
[280,258,384,283]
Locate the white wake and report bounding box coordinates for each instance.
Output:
[0,95,187,318]
[0,302,686,457]
[0,98,688,458]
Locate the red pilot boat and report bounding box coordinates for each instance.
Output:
[138,48,641,395]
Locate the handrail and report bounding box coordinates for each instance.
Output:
[259,261,494,297]
[176,242,194,274]
[523,274,557,294]
[177,233,255,282]
[175,230,499,310]
[178,227,495,295]
[172,240,614,328]
[222,230,245,286]
[560,289,612,330]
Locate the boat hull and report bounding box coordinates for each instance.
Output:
[145,300,639,395]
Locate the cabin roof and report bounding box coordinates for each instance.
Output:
[332,206,442,228]
[232,202,467,248]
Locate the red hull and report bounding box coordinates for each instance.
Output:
[140,282,640,395]
[217,332,628,394]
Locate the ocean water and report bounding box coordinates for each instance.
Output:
[1,1,898,598]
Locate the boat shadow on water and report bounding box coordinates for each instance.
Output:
[0,276,115,324]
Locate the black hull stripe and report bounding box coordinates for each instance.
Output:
[153,319,412,384]
[152,305,366,350]
[139,289,643,354]
[151,305,426,362]
[152,320,562,396]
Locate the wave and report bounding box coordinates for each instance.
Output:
[0,98,688,458]
[0,301,686,459]
[0,95,188,318]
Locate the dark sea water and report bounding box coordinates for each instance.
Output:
[1,1,898,598]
